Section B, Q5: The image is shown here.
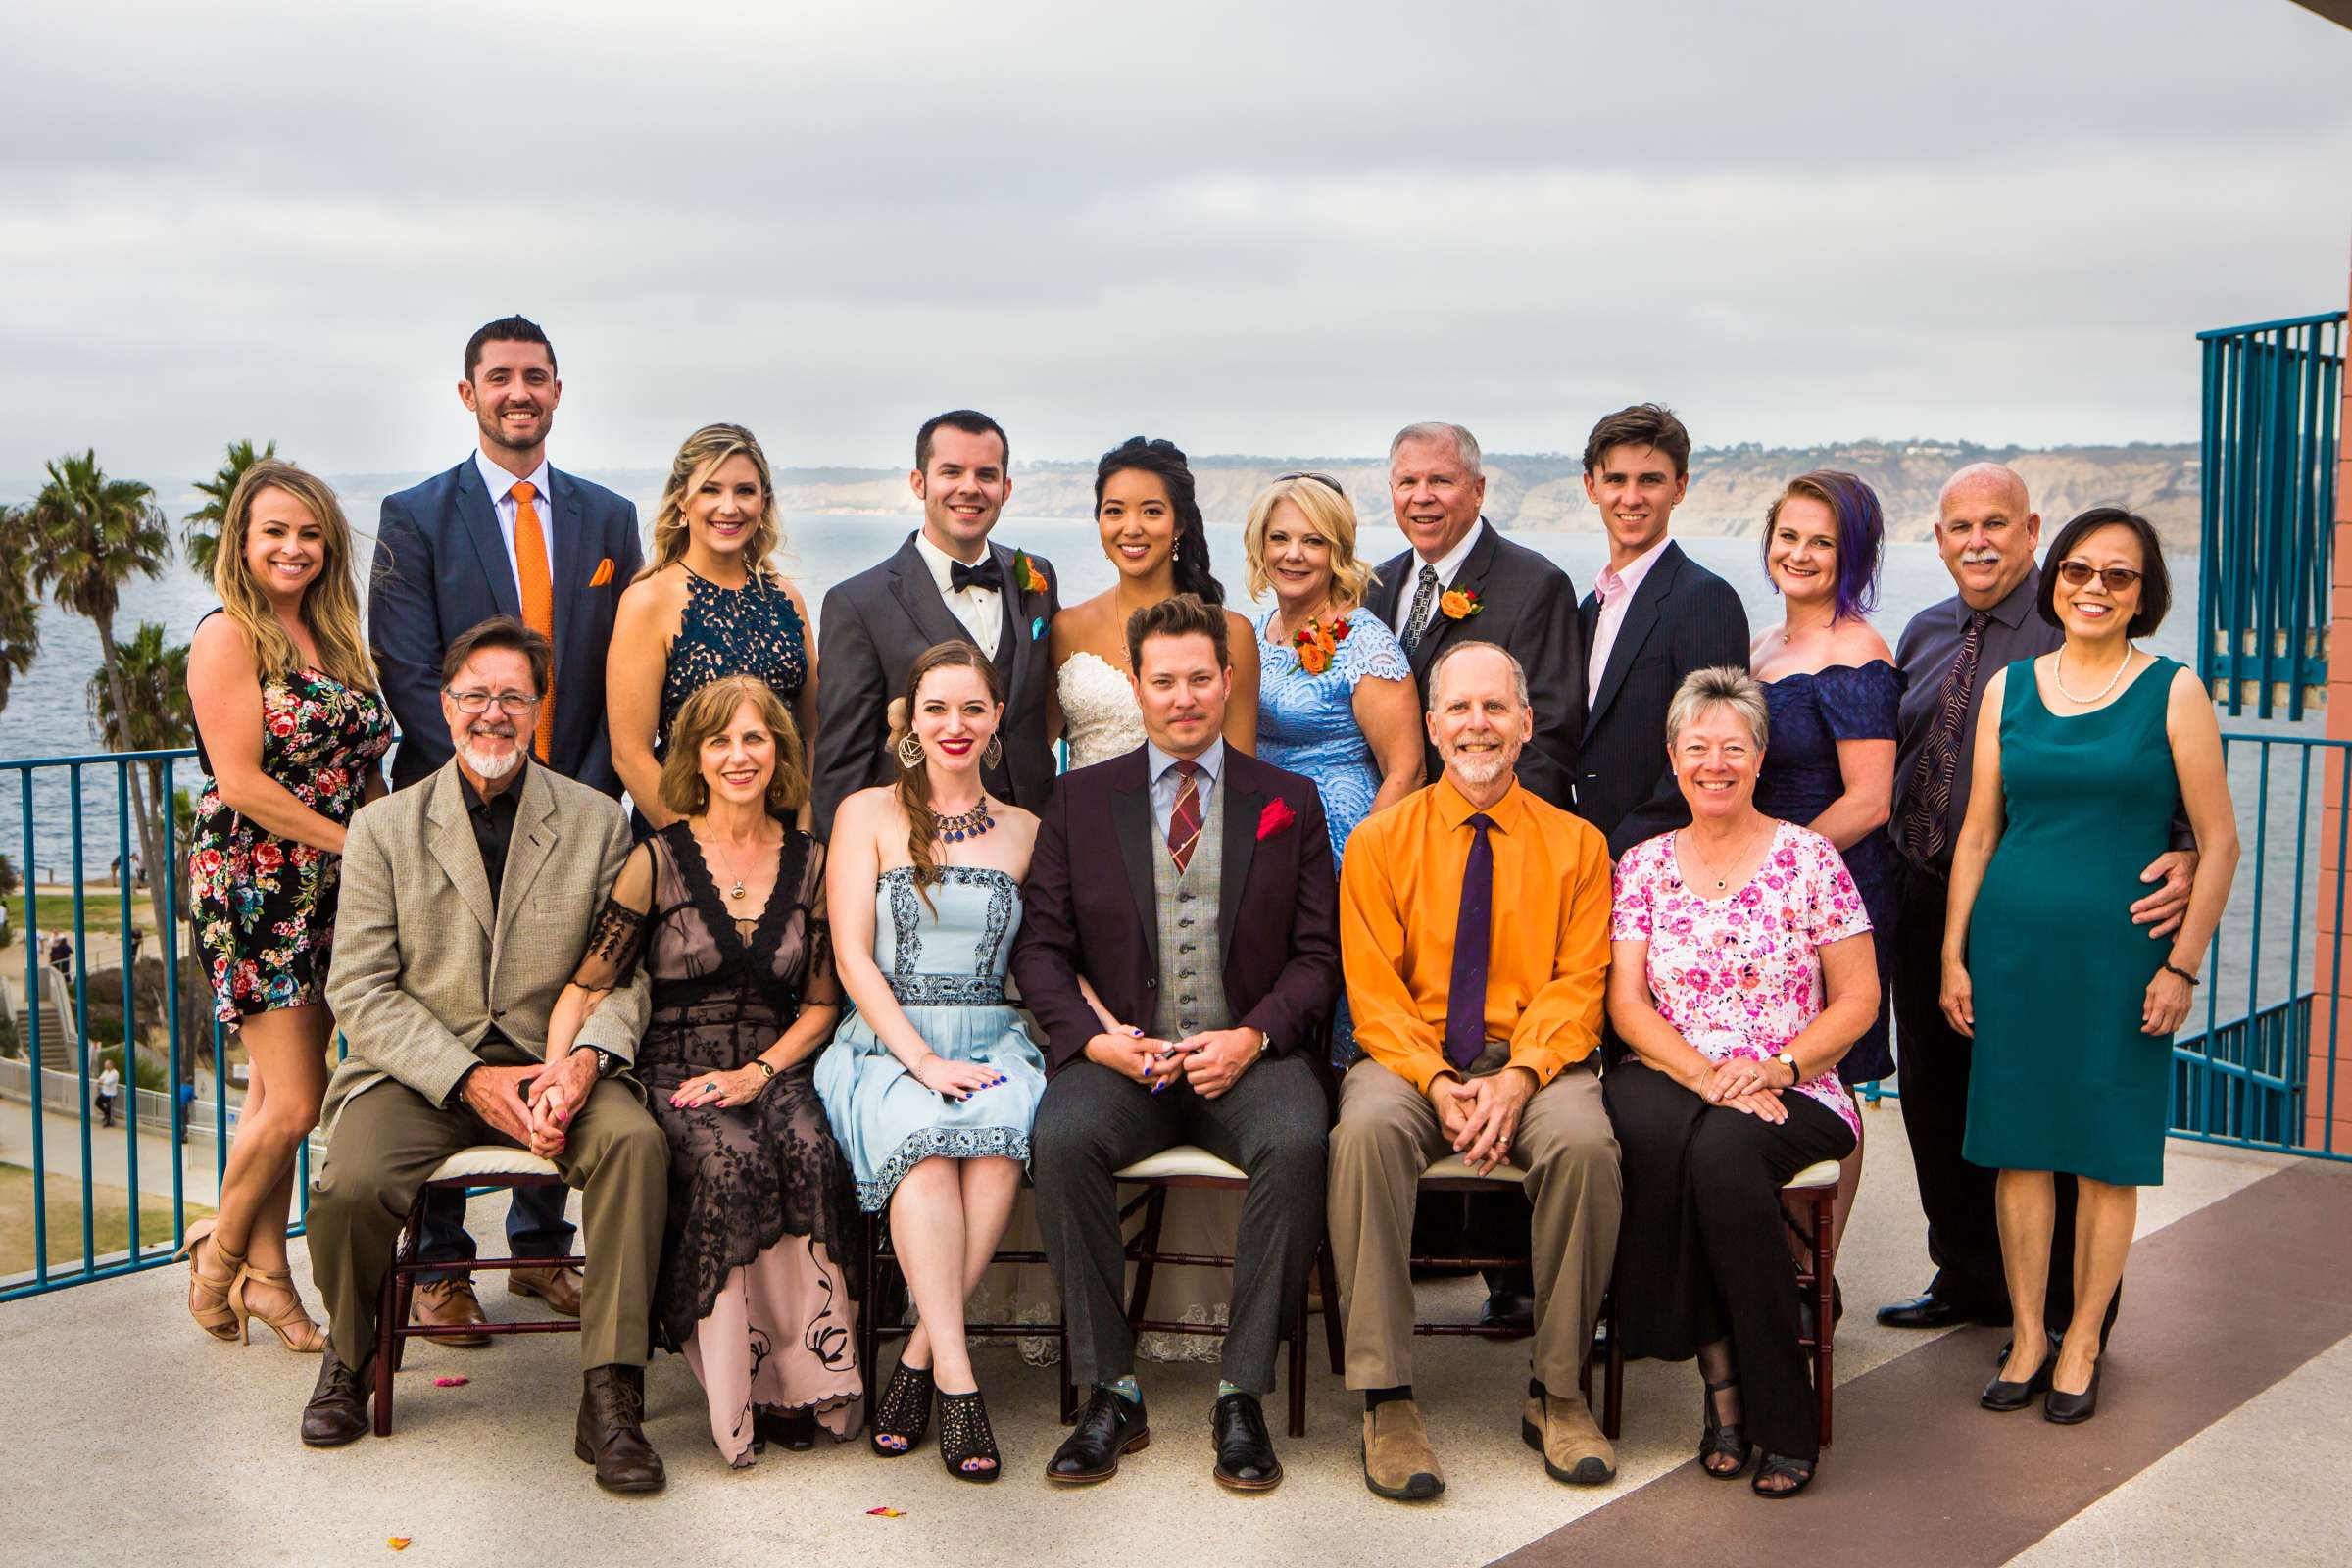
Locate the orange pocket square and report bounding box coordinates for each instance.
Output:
[589,557,615,587]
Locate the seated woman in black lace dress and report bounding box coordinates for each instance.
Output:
[550,673,860,1469]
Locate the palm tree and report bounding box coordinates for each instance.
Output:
[87,621,195,818]
[0,506,38,713]
[182,438,278,582]
[27,450,175,932]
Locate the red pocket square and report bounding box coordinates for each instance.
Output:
[1256,797,1297,840]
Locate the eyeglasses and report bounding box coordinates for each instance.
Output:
[2054,560,2142,593]
[446,689,542,714]
[1277,471,1347,496]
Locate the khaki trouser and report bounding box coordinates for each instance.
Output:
[1328,1051,1621,1394]
[308,1046,667,1372]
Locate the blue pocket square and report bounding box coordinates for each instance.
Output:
[1031,616,1046,639]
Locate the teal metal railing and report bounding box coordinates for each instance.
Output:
[2197,310,2345,720]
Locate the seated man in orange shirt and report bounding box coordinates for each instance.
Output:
[1329,640,1620,1501]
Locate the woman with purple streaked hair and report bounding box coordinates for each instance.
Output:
[1749,469,1903,1281]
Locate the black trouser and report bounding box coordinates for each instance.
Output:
[1894,858,2118,1338]
[415,1181,576,1281]
[1031,1055,1327,1395]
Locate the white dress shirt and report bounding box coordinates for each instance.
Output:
[912,528,1003,660]
[1389,516,1489,639]
[1586,534,1672,706]
[473,448,556,601]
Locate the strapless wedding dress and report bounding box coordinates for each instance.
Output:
[1056,650,1147,766]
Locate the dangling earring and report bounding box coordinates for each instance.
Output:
[896,731,925,770]
[982,734,1004,768]
[1171,541,1181,562]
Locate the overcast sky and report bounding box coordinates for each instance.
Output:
[2,0,2347,483]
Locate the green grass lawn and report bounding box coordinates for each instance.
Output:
[8,890,135,937]
[0,1163,205,1279]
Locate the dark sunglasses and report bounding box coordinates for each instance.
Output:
[1277,470,1346,495]
[2055,559,2142,593]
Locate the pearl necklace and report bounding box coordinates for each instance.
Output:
[2054,642,2135,706]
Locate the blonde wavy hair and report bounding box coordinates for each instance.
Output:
[658,674,808,817]
[641,423,784,581]
[1241,474,1374,605]
[212,461,377,692]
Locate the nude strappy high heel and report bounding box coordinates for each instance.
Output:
[236,1265,328,1353]
[175,1218,246,1344]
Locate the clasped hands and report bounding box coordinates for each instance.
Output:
[1429,1066,1536,1176]
[1086,1025,1262,1100]
[1686,1055,1791,1124]
[463,1053,598,1159]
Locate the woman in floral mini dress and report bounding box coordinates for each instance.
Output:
[181,461,390,1352]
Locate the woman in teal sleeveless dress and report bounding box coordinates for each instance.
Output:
[1940,509,2237,1425]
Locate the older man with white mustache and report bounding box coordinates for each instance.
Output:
[1328,641,1620,1500]
[1879,464,2195,1341]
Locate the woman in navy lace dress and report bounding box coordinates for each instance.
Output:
[1750,470,1903,1265]
[1244,473,1424,1066]
[609,423,816,831]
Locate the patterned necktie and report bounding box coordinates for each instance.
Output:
[1443,812,1495,1071]
[1166,760,1203,873]
[1400,564,1441,652]
[510,480,557,762]
[1898,609,1988,865]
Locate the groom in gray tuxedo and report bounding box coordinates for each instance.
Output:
[811,409,1062,838]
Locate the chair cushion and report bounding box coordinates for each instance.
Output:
[1420,1153,1527,1185]
[430,1146,563,1182]
[1113,1144,1246,1182]
[1783,1159,1841,1191]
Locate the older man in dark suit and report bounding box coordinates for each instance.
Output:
[1013,594,1338,1495]
[810,409,1061,838]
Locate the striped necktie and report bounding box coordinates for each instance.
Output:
[510,480,557,762]
[1166,760,1203,873]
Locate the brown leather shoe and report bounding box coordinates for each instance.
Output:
[1361,1400,1445,1500]
[1522,1389,1617,1486]
[576,1365,666,1494]
[411,1277,491,1347]
[509,1264,583,1317]
[301,1348,370,1446]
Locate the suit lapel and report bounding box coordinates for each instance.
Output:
[1109,763,1160,970]
[457,459,523,619]
[1588,541,1683,729]
[989,538,1035,703]
[1366,549,1409,626]
[494,766,560,960]
[1405,521,1501,683]
[425,767,497,942]
[884,535,977,654]
[1218,768,1261,965]
[546,467,593,674]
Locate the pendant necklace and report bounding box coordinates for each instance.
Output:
[934,796,996,844]
[705,829,765,902]
[2054,642,2135,706]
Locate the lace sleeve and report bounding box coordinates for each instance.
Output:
[572,844,655,989]
[799,835,843,1007]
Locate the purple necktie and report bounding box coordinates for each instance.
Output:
[1444,813,1495,1071]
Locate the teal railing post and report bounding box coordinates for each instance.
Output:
[19,769,48,1287]
[116,759,140,1260]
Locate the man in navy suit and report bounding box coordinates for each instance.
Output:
[365,315,645,1335]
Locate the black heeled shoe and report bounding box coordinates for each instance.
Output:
[1698,1379,1749,1479]
[1981,1338,2058,1412]
[1752,1452,1816,1498]
[868,1359,934,1456]
[2044,1356,2102,1425]
[757,1407,818,1451]
[938,1388,1002,1483]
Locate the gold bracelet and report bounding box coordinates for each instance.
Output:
[754,1059,776,1080]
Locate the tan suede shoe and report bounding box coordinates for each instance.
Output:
[1361,1401,1445,1500]
[1522,1390,1616,1486]
[510,1264,583,1317]
[411,1277,491,1347]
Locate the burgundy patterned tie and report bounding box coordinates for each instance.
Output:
[1166,760,1203,873]
[1898,610,1988,865]
[1443,813,1495,1070]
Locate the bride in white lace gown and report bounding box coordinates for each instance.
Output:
[1055,649,1151,765]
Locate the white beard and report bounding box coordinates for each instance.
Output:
[458,738,522,780]
[1445,746,1511,789]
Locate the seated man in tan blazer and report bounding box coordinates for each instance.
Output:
[1329,641,1621,1500]
[301,616,669,1494]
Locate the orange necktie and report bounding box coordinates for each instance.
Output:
[511,480,557,761]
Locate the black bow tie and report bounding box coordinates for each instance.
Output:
[950,558,1006,594]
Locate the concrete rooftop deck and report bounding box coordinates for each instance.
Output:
[2,1101,2347,1568]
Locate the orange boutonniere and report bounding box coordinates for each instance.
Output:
[1290,613,1351,676]
[1010,550,1049,595]
[1440,586,1484,621]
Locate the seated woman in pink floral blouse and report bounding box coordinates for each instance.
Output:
[1604,667,1880,1500]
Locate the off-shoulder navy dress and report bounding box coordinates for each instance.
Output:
[1753,661,1904,1084]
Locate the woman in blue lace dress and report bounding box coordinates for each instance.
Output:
[1244,473,1425,1066]
[1751,470,1903,1266]
[610,423,816,831]
[816,643,1048,1483]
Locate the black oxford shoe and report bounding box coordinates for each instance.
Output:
[300,1348,370,1447]
[1211,1391,1283,1492]
[1047,1386,1150,1484]
[1479,1287,1536,1339]
[1877,1292,1981,1329]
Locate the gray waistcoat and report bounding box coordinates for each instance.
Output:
[1150,779,1230,1039]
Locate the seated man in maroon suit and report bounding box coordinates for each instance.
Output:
[1012,593,1339,1495]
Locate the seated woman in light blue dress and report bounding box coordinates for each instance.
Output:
[1245,472,1425,1065]
[814,642,1047,1485]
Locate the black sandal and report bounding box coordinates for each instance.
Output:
[938,1388,1002,1483]
[1698,1379,1749,1479]
[1752,1452,1816,1498]
[869,1359,934,1456]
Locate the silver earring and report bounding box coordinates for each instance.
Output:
[896,731,924,770]
[983,734,1004,768]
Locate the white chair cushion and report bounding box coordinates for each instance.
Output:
[1420,1153,1527,1185]
[1783,1159,1840,1191]
[430,1146,563,1182]
[1114,1144,1246,1183]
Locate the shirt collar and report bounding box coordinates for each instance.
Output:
[1965,564,2039,630]
[1597,534,1672,604]
[1413,516,1488,586]
[475,448,554,506]
[1434,771,1522,832]
[912,528,991,595]
[1147,737,1225,787]
[461,759,527,813]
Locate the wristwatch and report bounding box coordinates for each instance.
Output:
[591,1048,619,1079]
[1774,1051,1800,1086]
